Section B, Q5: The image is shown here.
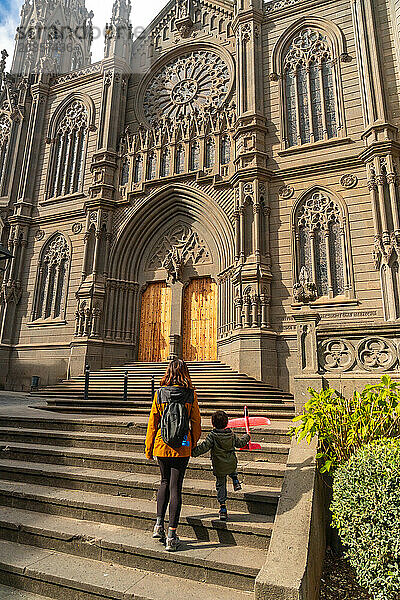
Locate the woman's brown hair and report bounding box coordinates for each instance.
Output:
[160,358,193,388]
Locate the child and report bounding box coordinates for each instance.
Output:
[192,410,250,521]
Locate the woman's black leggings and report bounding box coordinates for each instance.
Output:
[156,457,189,529]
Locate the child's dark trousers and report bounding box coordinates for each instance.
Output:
[216,472,238,504]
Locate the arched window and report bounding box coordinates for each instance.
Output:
[220,135,230,165]
[294,191,350,300]
[120,157,130,186]
[49,100,89,198]
[190,141,200,171]
[175,145,185,174]
[160,148,171,177]
[205,138,215,169]
[0,115,11,196]
[32,234,70,322]
[133,155,143,183]
[283,28,338,147]
[71,46,83,70]
[147,151,157,180]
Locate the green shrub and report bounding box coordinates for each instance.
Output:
[331,439,400,600]
[290,375,400,473]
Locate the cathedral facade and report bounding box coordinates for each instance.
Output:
[0,0,399,398]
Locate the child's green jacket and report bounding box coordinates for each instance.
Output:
[192,428,250,477]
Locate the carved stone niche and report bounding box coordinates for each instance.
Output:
[293,267,318,303]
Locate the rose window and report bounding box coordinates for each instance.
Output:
[143,50,231,124]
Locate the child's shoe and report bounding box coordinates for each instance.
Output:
[153,523,166,542]
[232,477,242,492]
[219,505,228,521]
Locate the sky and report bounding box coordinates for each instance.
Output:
[0,0,169,67]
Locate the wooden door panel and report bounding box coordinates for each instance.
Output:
[182,278,217,362]
[138,282,171,362]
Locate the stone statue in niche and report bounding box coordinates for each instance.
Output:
[293,266,318,303]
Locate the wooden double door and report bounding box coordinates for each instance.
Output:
[138,277,217,362]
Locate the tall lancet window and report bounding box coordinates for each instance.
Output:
[205,138,215,169]
[133,155,143,183]
[49,101,89,198]
[160,148,171,177]
[220,135,231,165]
[175,144,185,174]
[0,115,11,196]
[295,191,351,300]
[147,151,157,180]
[190,141,200,171]
[284,28,338,147]
[32,234,70,322]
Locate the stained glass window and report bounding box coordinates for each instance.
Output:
[160,148,171,177]
[190,142,200,171]
[297,65,310,144]
[33,234,70,321]
[220,136,231,165]
[283,28,339,148]
[133,155,143,183]
[175,145,185,174]
[285,70,297,147]
[296,191,347,299]
[205,138,215,169]
[322,59,337,139]
[147,151,157,180]
[50,101,88,198]
[120,158,130,186]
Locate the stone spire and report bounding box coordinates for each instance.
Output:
[11,0,93,76]
[104,0,133,62]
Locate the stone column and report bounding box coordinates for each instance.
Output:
[168,280,184,359]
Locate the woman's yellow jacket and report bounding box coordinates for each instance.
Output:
[145,387,202,459]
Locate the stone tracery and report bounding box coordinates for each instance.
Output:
[143,50,231,125]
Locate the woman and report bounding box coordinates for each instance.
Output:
[145,358,201,551]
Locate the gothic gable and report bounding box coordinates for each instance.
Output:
[131,0,235,77]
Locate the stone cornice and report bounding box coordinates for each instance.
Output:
[271,155,363,179]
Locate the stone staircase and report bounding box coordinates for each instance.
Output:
[0,362,296,599]
[33,361,295,419]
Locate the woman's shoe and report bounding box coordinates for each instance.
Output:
[165,535,180,552]
[153,524,166,542]
[219,505,228,521]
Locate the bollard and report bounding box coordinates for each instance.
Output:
[84,364,90,400]
[151,374,155,401]
[123,370,128,401]
[31,375,40,392]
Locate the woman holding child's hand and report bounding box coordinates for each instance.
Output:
[145,359,201,552]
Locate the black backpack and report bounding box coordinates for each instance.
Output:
[158,387,194,449]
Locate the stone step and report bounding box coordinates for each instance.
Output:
[0,428,290,463]
[0,481,274,548]
[0,416,291,443]
[0,507,263,591]
[0,585,54,599]
[40,405,294,419]
[0,442,285,486]
[0,458,280,516]
[0,540,252,600]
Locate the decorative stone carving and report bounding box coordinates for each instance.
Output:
[319,339,356,372]
[143,50,231,125]
[72,223,83,234]
[147,224,211,282]
[34,230,45,241]
[279,185,294,199]
[357,337,397,371]
[293,266,318,303]
[340,174,358,189]
[265,0,299,12]
[297,191,341,231]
